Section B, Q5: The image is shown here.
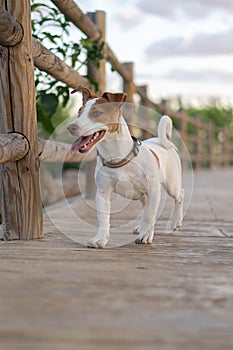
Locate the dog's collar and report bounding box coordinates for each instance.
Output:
[97,136,141,168]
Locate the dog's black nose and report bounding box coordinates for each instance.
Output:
[67,123,79,135]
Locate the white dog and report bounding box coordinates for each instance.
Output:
[68,86,184,248]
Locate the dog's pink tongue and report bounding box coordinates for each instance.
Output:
[71,135,92,152]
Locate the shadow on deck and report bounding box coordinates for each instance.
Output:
[0,168,233,350]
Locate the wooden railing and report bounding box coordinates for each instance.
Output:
[156,101,233,169]
[0,0,232,240]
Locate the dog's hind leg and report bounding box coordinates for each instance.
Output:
[170,188,184,231]
[135,188,160,244]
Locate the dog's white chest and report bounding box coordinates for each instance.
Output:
[114,178,142,200]
[108,167,147,200]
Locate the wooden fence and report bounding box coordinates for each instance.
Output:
[0,0,232,240]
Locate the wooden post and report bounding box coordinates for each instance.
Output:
[138,85,153,139]
[87,11,106,93]
[212,127,219,168]
[178,108,189,170]
[85,11,106,199]
[208,121,214,168]
[122,62,136,134]
[222,126,230,167]
[179,108,188,145]
[195,119,203,170]
[0,0,43,240]
[159,99,171,116]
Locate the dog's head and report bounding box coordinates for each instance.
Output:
[67,86,127,153]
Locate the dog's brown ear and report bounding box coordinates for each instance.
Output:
[71,86,98,105]
[101,92,127,108]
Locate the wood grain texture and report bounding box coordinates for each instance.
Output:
[0,5,23,46]
[123,62,136,134]
[32,38,91,89]
[0,133,29,163]
[0,0,43,240]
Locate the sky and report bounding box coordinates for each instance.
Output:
[74,0,233,105]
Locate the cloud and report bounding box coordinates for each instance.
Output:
[137,68,233,84]
[115,7,143,29]
[145,29,233,57]
[137,0,233,19]
[161,68,233,83]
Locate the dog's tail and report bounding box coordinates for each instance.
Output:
[158,115,178,151]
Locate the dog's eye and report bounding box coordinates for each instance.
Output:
[93,111,102,117]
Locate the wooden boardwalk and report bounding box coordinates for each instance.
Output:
[0,168,233,350]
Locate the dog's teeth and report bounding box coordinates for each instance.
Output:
[93,132,99,140]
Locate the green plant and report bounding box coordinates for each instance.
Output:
[31,0,105,135]
[187,99,233,129]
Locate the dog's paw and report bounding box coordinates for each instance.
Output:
[135,232,154,244]
[170,220,182,231]
[173,223,182,231]
[87,238,108,249]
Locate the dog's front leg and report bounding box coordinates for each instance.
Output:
[87,189,111,248]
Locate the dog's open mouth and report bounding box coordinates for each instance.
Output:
[71,130,106,153]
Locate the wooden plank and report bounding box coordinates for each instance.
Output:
[0,0,42,240]
[0,170,233,349]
